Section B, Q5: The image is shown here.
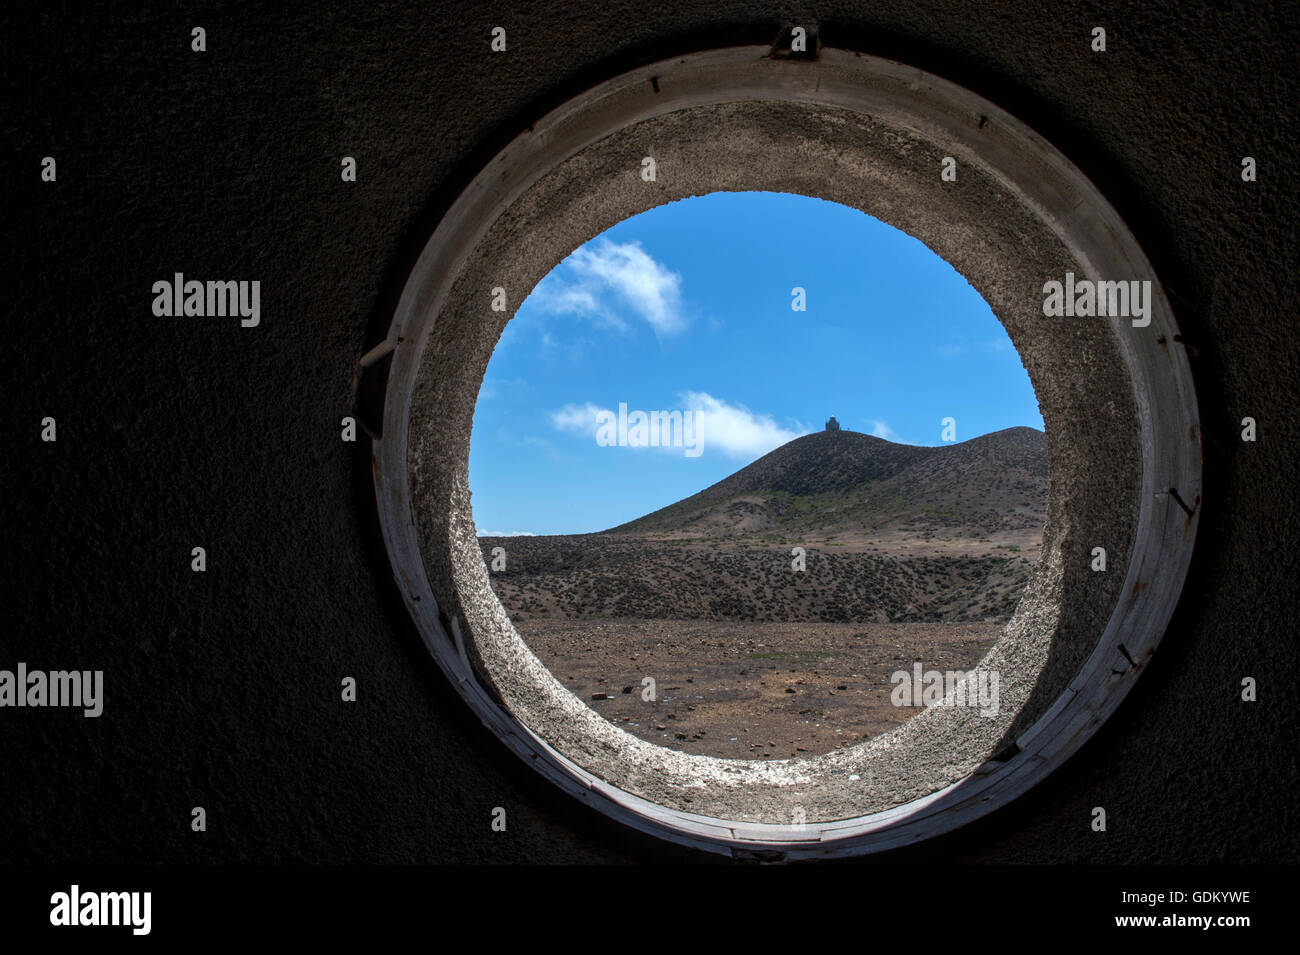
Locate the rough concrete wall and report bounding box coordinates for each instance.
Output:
[2,1,1295,863]
[405,90,1147,828]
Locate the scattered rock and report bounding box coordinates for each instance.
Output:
[511,616,1006,760]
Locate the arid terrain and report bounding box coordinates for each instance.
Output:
[480,427,1047,758]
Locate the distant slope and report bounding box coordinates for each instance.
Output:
[608,427,1047,539]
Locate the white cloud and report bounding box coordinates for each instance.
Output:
[541,286,608,325]
[532,238,687,336]
[865,419,902,441]
[476,530,537,537]
[680,391,807,459]
[549,402,607,436]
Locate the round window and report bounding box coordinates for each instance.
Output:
[368,46,1201,859]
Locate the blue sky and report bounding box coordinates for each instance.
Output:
[469,191,1043,536]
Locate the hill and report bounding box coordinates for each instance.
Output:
[481,427,1048,625]
[609,426,1047,541]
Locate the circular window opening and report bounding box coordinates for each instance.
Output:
[371,48,1201,858]
[469,190,1049,764]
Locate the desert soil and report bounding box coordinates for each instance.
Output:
[521,616,1002,760]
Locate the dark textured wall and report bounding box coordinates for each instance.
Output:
[2,1,1296,863]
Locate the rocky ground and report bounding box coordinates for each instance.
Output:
[521,617,1002,759]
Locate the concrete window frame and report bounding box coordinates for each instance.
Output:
[368,47,1201,860]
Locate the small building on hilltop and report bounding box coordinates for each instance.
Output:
[825,415,841,432]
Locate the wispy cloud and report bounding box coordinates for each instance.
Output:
[681,391,807,459]
[550,402,607,435]
[530,238,687,336]
[865,419,902,441]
